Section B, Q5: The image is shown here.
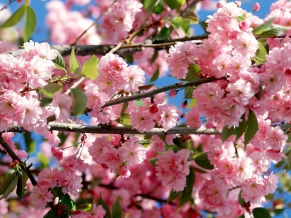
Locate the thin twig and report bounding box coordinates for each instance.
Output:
[102,77,220,108]
[0,134,37,186]
[0,0,16,12]
[73,0,117,45]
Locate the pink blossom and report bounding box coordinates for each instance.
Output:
[58,171,82,196]
[156,149,190,191]
[30,185,53,211]
[124,65,146,92]
[156,104,179,130]
[253,3,260,12]
[51,93,72,122]
[51,147,63,161]
[168,41,198,79]
[119,138,146,166]
[89,136,120,171]
[130,106,155,132]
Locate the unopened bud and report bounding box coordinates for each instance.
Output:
[169,90,178,98]
[181,100,188,109]
[253,3,260,12]
[149,103,159,114]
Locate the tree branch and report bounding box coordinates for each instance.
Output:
[0,134,37,186]
[0,0,16,11]
[102,77,220,108]
[47,35,207,57]
[5,123,220,135]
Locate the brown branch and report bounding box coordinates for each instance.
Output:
[0,134,37,186]
[0,0,16,11]
[6,124,220,135]
[102,77,219,108]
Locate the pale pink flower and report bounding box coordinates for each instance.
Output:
[130,106,155,132]
[30,185,53,211]
[124,65,146,92]
[156,105,179,130]
[156,149,190,191]
[58,171,82,196]
[52,93,72,122]
[51,147,63,161]
[119,138,146,166]
[168,41,198,79]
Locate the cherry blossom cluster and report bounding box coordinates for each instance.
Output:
[0,41,57,135]
[30,155,88,210]
[46,0,101,45]
[101,0,143,43]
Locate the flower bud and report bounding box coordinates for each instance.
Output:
[181,100,188,109]
[149,103,159,114]
[253,3,260,12]
[169,90,178,98]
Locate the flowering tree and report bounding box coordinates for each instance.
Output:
[0,0,291,217]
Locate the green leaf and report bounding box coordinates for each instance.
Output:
[199,20,208,33]
[150,50,158,64]
[23,131,35,153]
[167,190,181,203]
[180,63,201,82]
[52,47,66,70]
[155,27,171,41]
[16,170,28,201]
[61,194,76,210]
[150,68,159,82]
[184,86,194,99]
[286,150,291,173]
[43,83,62,94]
[254,84,263,100]
[253,18,275,35]
[164,0,185,10]
[255,24,290,38]
[0,172,18,200]
[38,152,49,168]
[70,46,81,74]
[235,116,247,141]
[180,167,195,207]
[70,88,88,116]
[124,54,133,64]
[252,207,271,218]
[40,97,53,107]
[77,203,93,212]
[221,126,236,142]
[43,209,59,218]
[23,6,36,42]
[244,110,259,146]
[194,152,214,170]
[153,0,164,14]
[120,102,129,118]
[97,196,111,218]
[81,55,99,80]
[172,17,183,29]
[237,14,246,21]
[254,41,267,64]
[135,100,145,107]
[184,12,199,24]
[1,4,25,28]
[141,0,158,12]
[112,198,122,218]
[181,19,190,36]
[149,158,157,166]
